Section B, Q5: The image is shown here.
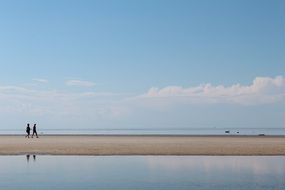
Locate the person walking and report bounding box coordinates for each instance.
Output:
[32,124,39,138]
[25,123,31,138]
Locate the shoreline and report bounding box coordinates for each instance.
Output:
[1,134,285,137]
[0,135,284,156]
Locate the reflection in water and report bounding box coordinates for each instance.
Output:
[26,155,30,162]
[0,156,284,190]
[146,156,285,175]
[26,155,36,163]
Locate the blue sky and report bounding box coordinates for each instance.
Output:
[0,0,284,129]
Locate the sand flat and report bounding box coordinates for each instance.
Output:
[0,135,284,155]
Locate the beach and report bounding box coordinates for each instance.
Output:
[0,135,284,155]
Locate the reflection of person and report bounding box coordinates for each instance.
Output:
[32,124,38,138]
[26,155,36,163]
[25,124,30,138]
[26,155,30,162]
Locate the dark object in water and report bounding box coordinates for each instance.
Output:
[237,131,240,134]
[258,134,265,136]
[225,130,230,134]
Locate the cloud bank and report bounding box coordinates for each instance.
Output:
[0,76,285,117]
[140,76,285,105]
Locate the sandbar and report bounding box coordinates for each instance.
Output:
[0,135,284,155]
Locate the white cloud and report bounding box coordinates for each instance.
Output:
[140,76,285,105]
[65,80,96,87]
[33,78,49,83]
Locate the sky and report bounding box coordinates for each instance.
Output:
[0,0,284,130]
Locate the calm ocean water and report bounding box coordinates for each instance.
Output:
[1,128,285,135]
[0,156,284,190]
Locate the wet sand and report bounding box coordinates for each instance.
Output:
[0,135,285,155]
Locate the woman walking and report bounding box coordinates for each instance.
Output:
[32,124,39,138]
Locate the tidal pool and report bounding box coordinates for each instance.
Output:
[0,156,284,190]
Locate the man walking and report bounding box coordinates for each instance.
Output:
[32,124,39,138]
[25,123,30,138]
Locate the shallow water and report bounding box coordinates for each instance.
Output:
[0,156,284,190]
